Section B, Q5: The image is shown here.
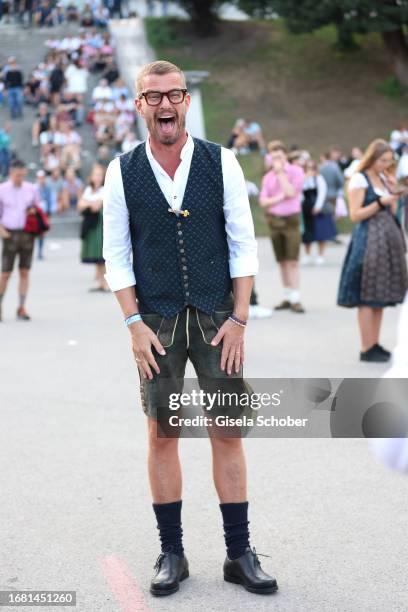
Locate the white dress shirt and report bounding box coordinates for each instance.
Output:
[103,134,259,292]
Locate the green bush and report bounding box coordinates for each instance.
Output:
[144,17,184,50]
[377,75,406,99]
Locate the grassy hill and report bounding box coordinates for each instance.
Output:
[145,17,408,234]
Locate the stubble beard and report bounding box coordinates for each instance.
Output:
[147,111,186,146]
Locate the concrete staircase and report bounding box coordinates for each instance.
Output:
[48,208,81,239]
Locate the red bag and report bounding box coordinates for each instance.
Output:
[24,206,50,236]
[86,109,95,124]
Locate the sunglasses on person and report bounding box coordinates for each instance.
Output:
[138,89,188,106]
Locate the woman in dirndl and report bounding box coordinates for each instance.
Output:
[301,160,337,265]
[337,139,408,363]
[78,163,108,292]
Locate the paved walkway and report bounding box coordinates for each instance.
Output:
[1,238,408,612]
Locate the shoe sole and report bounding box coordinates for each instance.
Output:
[360,354,390,363]
[224,573,278,594]
[150,570,189,597]
[360,357,389,363]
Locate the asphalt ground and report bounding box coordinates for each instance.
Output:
[1,237,408,612]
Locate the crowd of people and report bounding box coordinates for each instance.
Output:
[1,11,408,367]
[0,19,143,320]
[228,121,408,362]
[0,0,128,27]
[0,0,171,25]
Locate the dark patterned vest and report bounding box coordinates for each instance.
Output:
[119,137,232,317]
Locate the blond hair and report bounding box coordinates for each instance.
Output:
[136,61,186,95]
[88,163,106,189]
[267,140,287,154]
[357,139,392,173]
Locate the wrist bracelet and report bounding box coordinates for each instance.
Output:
[228,314,247,327]
[125,313,142,326]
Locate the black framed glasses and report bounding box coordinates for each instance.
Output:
[139,89,188,106]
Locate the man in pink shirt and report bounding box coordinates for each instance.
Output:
[259,143,305,313]
[0,159,40,321]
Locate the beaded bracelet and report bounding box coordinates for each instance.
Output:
[228,314,247,327]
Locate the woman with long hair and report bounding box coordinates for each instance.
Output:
[78,164,108,292]
[337,139,408,362]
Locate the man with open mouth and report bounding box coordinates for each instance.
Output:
[103,60,278,597]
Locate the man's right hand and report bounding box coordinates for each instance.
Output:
[129,321,166,380]
[0,226,11,239]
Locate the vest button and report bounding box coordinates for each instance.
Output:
[179,239,184,244]
[185,291,190,296]
[184,282,189,288]
[180,248,185,253]
[181,257,186,263]
[178,230,183,236]
[183,274,188,279]
[182,265,187,270]
[177,222,181,228]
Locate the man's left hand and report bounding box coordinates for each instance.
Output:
[211,319,245,375]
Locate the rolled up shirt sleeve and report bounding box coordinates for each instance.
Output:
[221,147,259,278]
[103,157,136,291]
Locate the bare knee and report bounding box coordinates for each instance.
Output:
[148,420,179,454]
[19,268,30,280]
[211,436,243,455]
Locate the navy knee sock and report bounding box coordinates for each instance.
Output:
[220,501,250,560]
[152,500,184,557]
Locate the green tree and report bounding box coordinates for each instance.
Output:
[174,0,223,36]
[236,0,408,85]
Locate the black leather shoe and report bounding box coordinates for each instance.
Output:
[374,343,392,358]
[150,551,189,597]
[223,547,278,595]
[360,346,390,363]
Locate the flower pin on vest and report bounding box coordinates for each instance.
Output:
[167,208,190,217]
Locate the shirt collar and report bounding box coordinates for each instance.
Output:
[145,132,194,166]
